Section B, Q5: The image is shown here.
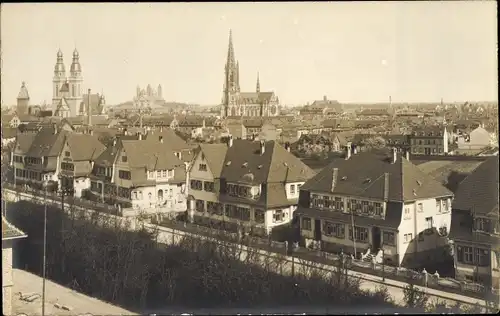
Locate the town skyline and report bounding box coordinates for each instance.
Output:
[1,2,497,107]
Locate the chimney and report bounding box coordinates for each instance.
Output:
[260,140,266,155]
[228,135,233,147]
[405,150,410,161]
[345,142,352,160]
[391,147,397,164]
[331,168,339,192]
[88,89,92,126]
[323,95,327,101]
[159,136,163,143]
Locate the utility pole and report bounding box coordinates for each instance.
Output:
[42,181,48,316]
[350,208,357,258]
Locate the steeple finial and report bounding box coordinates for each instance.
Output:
[227,29,235,66]
[256,72,260,93]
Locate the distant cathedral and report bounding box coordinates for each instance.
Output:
[52,49,106,118]
[220,30,280,118]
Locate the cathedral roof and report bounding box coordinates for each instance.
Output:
[80,94,104,115]
[237,91,275,104]
[17,82,30,100]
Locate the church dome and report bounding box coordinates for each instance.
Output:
[70,49,82,73]
[54,50,65,73]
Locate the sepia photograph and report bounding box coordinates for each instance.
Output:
[1,2,498,315]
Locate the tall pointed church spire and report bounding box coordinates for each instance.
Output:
[227,29,236,66]
[256,72,260,93]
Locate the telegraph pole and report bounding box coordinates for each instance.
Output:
[42,181,48,316]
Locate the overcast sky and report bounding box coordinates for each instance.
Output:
[1,2,497,106]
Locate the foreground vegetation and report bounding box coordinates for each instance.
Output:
[6,199,493,313]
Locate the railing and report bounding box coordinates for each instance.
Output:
[4,182,498,304]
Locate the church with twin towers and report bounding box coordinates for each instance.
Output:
[52,49,106,118]
[220,30,280,118]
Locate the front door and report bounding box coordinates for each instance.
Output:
[314,219,322,241]
[372,226,381,251]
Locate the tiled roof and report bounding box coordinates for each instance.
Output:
[2,126,18,139]
[79,94,104,115]
[452,156,499,216]
[301,151,453,202]
[2,216,26,240]
[221,139,315,185]
[238,91,275,104]
[198,143,228,177]
[66,133,106,161]
[144,128,189,152]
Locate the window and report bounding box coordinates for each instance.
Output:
[404,207,411,220]
[195,199,205,213]
[122,156,128,162]
[157,171,161,178]
[162,170,168,178]
[474,218,488,232]
[207,201,223,215]
[133,191,138,200]
[118,170,131,180]
[199,164,207,171]
[459,246,474,264]
[324,222,345,239]
[425,217,433,231]
[61,162,74,171]
[190,180,203,190]
[290,184,296,195]
[203,181,214,192]
[436,200,442,213]
[417,203,423,213]
[273,210,285,223]
[64,151,70,157]
[442,200,449,212]
[168,169,174,178]
[349,226,368,242]
[361,201,369,214]
[475,248,489,267]
[382,231,395,246]
[404,233,413,243]
[334,197,344,212]
[374,202,383,216]
[301,217,312,231]
[254,209,265,224]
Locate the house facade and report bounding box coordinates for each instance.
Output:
[2,217,27,316]
[58,133,106,197]
[88,137,188,214]
[410,126,449,155]
[11,128,69,189]
[297,147,454,268]
[449,157,499,288]
[187,138,316,236]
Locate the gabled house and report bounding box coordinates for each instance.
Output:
[89,137,188,213]
[59,133,106,197]
[449,157,499,288]
[11,128,69,189]
[188,138,316,236]
[297,148,454,268]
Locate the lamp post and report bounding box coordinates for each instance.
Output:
[381,244,385,282]
[42,180,48,316]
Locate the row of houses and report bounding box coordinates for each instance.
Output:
[7,124,499,289]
